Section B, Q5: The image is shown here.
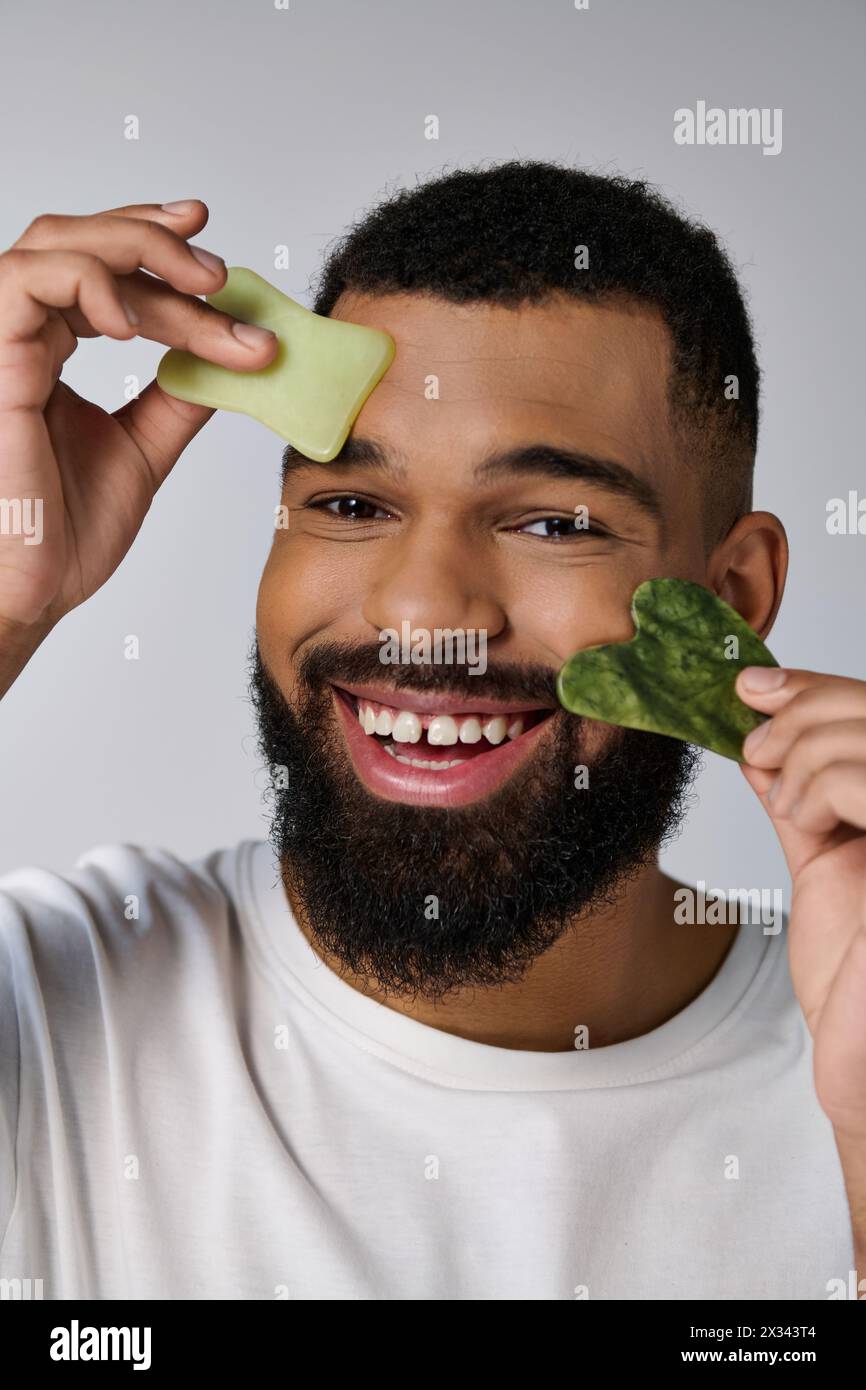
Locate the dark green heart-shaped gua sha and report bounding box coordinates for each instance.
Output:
[556,578,779,761]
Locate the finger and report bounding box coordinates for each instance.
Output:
[741,679,866,769]
[109,266,279,368]
[786,761,866,837]
[98,198,210,232]
[14,199,210,248]
[736,666,866,715]
[27,307,79,383]
[16,210,228,303]
[739,759,843,879]
[112,378,215,491]
[761,719,866,818]
[0,248,136,349]
[34,201,210,349]
[54,271,279,372]
[740,761,776,797]
[13,211,279,371]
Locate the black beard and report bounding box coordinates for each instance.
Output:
[248,638,700,1002]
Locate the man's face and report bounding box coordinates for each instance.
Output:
[252,291,705,996]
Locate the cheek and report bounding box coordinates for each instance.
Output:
[507,562,649,666]
[256,536,370,650]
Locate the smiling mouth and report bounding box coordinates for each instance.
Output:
[330,682,559,806]
[349,691,551,765]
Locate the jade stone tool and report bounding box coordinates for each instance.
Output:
[557,577,779,762]
[157,267,395,462]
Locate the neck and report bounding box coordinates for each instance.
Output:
[282,860,739,1053]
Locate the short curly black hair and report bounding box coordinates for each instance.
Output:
[309,159,760,543]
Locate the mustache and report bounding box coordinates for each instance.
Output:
[294,639,561,706]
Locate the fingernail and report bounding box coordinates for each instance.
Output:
[231,321,277,348]
[767,775,780,803]
[120,297,140,326]
[189,245,225,274]
[741,666,786,691]
[743,718,772,757]
[162,200,199,214]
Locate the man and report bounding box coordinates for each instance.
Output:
[0,162,864,1300]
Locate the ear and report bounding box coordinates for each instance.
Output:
[707,511,788,641]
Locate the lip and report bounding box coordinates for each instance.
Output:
[331,684,557,807]
[330,680,556,719]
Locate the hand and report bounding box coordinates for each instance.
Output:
[0,200,278,631]
[737,667,866,1141]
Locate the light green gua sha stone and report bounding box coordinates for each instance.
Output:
[156,267,395,462]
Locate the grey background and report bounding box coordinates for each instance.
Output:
[1,0,863,904]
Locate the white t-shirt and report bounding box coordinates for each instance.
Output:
[0,837,853,1300]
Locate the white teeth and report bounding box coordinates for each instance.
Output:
[482,716,508,745]
[373,708,394,736]
[427,714,459,746]
[356,697,534,747]
[392,710,422,744]
[383,744,464,770]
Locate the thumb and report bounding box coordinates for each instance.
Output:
[113,378,215,491]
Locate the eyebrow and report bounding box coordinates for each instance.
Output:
[281,437,662,520]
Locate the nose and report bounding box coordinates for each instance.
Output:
[361,520,507,642]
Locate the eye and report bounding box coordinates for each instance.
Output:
[518,515,604,540]
[310,495,392,521]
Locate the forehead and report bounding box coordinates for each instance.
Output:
[330,289,679,476]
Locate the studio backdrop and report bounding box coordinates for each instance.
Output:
[1,0,863,909]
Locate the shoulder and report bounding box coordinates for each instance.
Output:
[0,838,263,995]
[0,840,266,1252]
